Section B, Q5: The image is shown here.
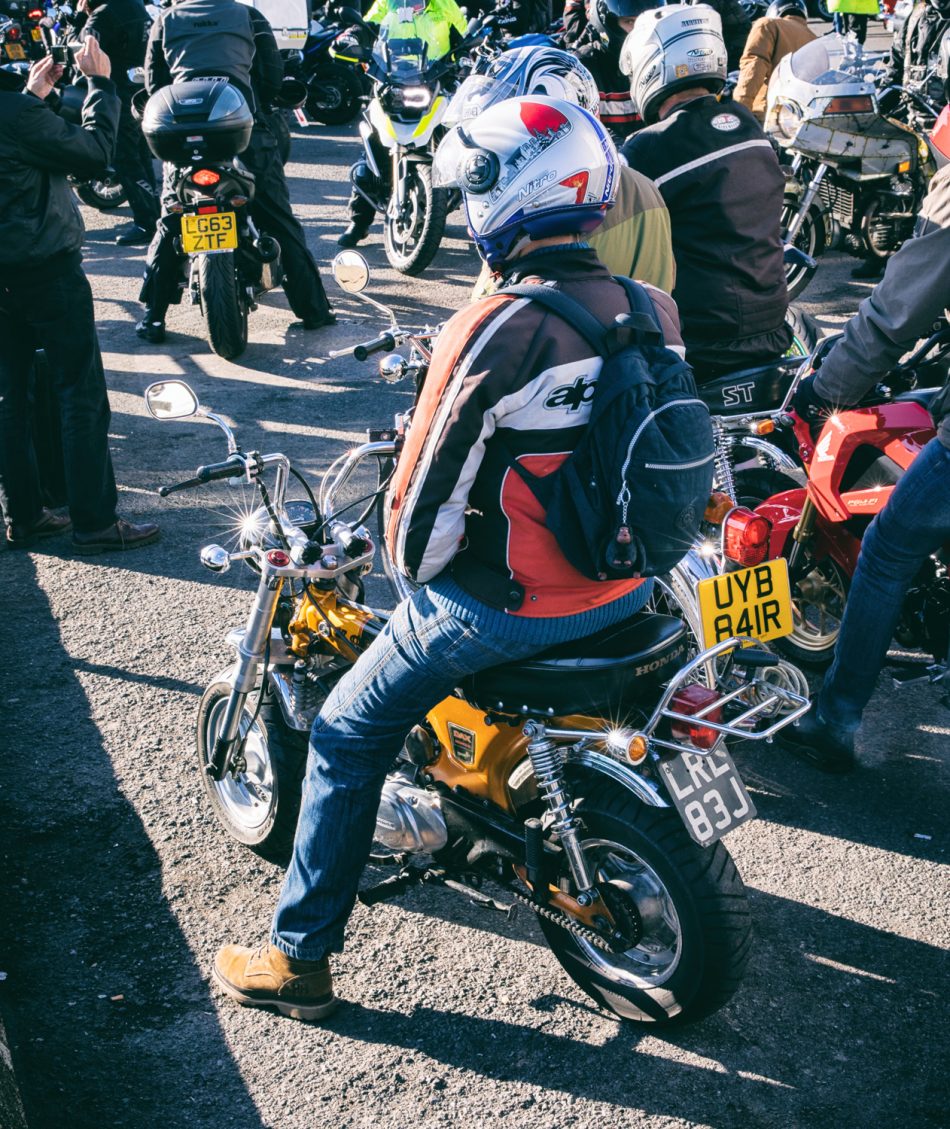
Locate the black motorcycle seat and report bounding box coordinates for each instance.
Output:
[697,362,796,417]
[459,613,688,718]
[894,388,939,411]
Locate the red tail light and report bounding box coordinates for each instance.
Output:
[191,168,221,187]
[722,508,771,567]
[7,24,21,38]
[670,685,722,750]
[28,8,42,18]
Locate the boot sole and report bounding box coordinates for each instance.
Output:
[211,966,339,1022]
[73,530,161,555]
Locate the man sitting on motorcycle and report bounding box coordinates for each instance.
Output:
[334,0,467,248]
[212,97,687,1020]
[620,4,791,381]
[782,126,950,773]
[452,46,675,295]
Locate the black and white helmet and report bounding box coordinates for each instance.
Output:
[619,3,727,125]
[444,46,600,127]
[590,0,664,53]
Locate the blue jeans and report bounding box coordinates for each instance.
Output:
[270,581,650,960]
[819,438,950,732]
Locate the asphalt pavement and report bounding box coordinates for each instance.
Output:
[1,23,948,1128]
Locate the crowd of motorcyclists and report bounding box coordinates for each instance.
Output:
[0,0,948,1024]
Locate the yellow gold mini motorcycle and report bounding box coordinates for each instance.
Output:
[145,338,808,1027]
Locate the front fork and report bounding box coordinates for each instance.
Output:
[206,569,285,781]
[785,161,828,244]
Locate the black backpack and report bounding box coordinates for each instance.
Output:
[500,276,715,581]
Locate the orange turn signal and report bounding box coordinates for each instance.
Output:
[752,419,775,435]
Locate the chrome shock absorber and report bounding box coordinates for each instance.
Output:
[713,417,737,504]
[523,721,597,903]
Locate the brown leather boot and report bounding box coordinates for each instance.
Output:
[6,507,72,549]
[212,942,337,1021]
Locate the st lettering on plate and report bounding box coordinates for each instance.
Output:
[660,749,757,846]
[697,558,793,646]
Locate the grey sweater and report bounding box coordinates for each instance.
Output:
[815,164,950,449]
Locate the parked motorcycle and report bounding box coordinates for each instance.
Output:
[338,7,491,275]
[766,37,941,298]
[754,326,950,667]
[140,78,287,360]
[293,12,366,125]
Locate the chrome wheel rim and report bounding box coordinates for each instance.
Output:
[575,838,683,988]
[790,561,847,652]
[205,697,275,833]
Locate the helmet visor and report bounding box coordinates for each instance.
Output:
[443,74,519,129]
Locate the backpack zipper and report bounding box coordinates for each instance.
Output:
[644,453,716,471]
[615,398,707,522]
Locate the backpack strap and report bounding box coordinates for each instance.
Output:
[611,276,666,348]
[500,282,611,358]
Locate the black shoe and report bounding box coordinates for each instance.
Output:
[116,225,153,247]
[6,507,72,550]
[135,318,166,344]
[851,257,886,281]
[73,517,160,555]
[293,313,337,330]
[337,224,369,249]
[779,706,856,773]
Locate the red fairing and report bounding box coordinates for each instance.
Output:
[755,488,807,559]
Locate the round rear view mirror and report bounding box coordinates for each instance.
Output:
[332,250,370,294]
[145,380,200,420]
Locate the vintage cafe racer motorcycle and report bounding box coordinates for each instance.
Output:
[145,316,809,1029]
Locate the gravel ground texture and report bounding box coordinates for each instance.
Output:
[1,22,948,1129]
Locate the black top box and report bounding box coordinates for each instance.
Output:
[142,78,254,164]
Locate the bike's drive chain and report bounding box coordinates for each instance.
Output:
[509,888,620,953]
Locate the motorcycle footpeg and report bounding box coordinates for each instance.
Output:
[422,871,517,919]
[358,868,423,906]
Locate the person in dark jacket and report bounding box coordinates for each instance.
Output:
[75,0,160,244]
[621,4,790,379]
[138,0,334,342]
[686,0,750,71]
[0,40,159,552]
[883,0,949,110]
[782,162,950,772]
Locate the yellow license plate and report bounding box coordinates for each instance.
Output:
[5,43,26,59]
[180,211,237,254]
[31,27,42,40]
[698,558,793,647]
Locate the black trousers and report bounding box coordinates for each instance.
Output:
[0,253,118,533]
[113,100,160,233]
[141,121,331,322]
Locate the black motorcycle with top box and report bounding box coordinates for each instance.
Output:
[141,78,282,360]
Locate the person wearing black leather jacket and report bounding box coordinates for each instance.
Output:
[138,0,334,342]
[883,0,949,111]
[783,162,950,772]
[73,0,160,245]
[0,42,159,553]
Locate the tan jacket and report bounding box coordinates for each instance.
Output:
[734,14,816,120]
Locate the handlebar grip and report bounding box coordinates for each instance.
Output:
[195,457,245,484]
[158,476,205,498]
[353,332,396,362]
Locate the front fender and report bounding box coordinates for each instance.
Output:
[755,489,862,575]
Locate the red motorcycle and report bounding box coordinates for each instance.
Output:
[753,332,950,667]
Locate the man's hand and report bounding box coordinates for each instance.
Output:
[75,35,111,78]
[25,55,64,100]
[792,374,838,424]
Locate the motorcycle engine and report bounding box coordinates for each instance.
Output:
[864,181,918,256]
[373,767,448,854]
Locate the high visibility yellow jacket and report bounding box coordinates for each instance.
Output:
[826,0,878,15]
[364,0,467,62]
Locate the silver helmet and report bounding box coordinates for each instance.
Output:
[619,4,727,125]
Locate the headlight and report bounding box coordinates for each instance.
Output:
[399,86,432,109]
[774,101,803,142]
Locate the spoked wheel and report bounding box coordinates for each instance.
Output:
[75,177,127,210]
[538,778,751,1025]
[196,678,310,865]
[384,164,448,276]
[775,555,849,667]
[782,195,824,301]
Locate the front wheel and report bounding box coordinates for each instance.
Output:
[197,251,249,360]
[305,62,363,125]
[774,553,849,667]
[539,778,751,1026]
[782,194,824,301]
[384,164,448,276]
[196,679,309,866]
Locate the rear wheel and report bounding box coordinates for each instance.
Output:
[196,679,309,866]
[384,164,448,276]
[538,778,751,1026]
[734,466,801,509]
[305,62,363,125]
[75,177,127,210]
[785,305,820,360]
[198,251,249,360]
